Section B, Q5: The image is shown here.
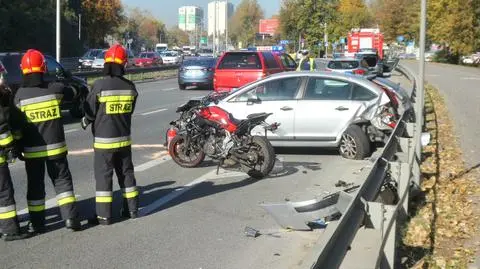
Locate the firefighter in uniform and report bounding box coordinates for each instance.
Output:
[296,50,317,71]
[81,44,139,225]
[0,65,30,241]
[11,49,81,233]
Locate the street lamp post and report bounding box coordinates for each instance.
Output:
[225,0,228,51]
[56,0,61,62]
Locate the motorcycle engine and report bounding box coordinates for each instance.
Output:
[203,135,224,156]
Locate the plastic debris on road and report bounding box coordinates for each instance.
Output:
[244,226,261,238]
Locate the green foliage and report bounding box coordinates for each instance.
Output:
[0,0,84,56]
[116,7,167,52]
[428,0,478,57]
[230,0,265,47]
[82,0,123,48]
[166,27,190,47]
[332,0,373,38]
[373,0,419,43]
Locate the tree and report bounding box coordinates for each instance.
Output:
[374,0,419,43]
[166,27,190,47]
[82,0,123,47]
[279,0,337,53]
[428,0,478,56]
[230,0,265,47]
[0,0,84,56]
[333,0,373,37]
[117,8,167,51]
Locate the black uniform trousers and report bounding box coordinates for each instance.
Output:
[0,163,20,234]
[94,148,138,219]
[25,157,78,226]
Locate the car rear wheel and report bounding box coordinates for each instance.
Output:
[339,125,371,160]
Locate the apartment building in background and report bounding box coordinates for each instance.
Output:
[207,1,234,36]
[178,6,204,32]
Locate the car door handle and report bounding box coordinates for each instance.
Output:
[335,106,349,111]
[280,106,293,111]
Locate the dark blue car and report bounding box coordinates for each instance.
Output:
[178,57,217,90]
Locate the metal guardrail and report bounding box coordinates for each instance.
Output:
[261,63,422,268]
[70,64,180,84]
[299,63,424,268]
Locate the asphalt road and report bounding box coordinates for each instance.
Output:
[401,60,480,168]
[0,76,378,269]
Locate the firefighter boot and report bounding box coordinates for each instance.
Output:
[65,218,81,231]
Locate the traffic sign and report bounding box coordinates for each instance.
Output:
[397,35,405,42]
[340,38,346,44]
[200,37,207,44]
[279,40,289,45]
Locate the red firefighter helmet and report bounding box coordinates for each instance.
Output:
[20,49,46,75]
[104,44,127,65]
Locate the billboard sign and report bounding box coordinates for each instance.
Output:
[259,19,280,35]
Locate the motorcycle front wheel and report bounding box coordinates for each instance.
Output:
[168,135,206,168]
[241,136,275,179]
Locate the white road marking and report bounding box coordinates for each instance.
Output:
[65,128,79,134]
[135,155,171,172]
[139,168,246,216]
[460,77,480,80]
[162,88,177,91]
[141,108,168,116]
[17,195,82,221]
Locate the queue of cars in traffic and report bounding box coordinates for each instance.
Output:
[171,47,410,160]
[79,48,182,69]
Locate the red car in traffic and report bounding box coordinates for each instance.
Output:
[213,51,297,92]
[134,52,163,67]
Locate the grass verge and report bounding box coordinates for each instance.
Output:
[400,85,480,268]
[86,69,178,86]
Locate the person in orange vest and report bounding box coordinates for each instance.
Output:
[11,49,81,233]
[81,44,139,225]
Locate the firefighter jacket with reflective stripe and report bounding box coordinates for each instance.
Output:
[84,76,138,152]
[296,58,316,71]
[0,101,14,164]
[12,83,73,160]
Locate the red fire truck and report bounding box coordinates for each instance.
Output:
[347,28,384,59]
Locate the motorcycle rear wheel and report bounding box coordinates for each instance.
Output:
[168,135,206,168]
[241,136,275,179]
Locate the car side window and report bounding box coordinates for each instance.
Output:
[303,78,352,100]
[233,77,301,102]
[351,84,377,101]
[262,52,280,69]
[46,57,63,77]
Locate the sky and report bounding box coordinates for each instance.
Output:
[121,0,281,27]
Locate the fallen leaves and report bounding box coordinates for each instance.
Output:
[401,84,480,268]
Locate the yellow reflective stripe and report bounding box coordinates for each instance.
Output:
[0,210,16,219]
[106,101,133,114]
[24,145,68,159]
[310,58,315,71]
[96,196,113,203]
[28,205,45,212]
[0,134,13,146]
[98,96,135,103]
[105,57,124,64]
[22,66,42,74]
[20,99,61,112]
[123,190,139,199]
[58,196,76,206]
[94,140,131,149]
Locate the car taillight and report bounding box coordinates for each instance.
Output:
[381,86,399,108]
[354,69,365,75]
